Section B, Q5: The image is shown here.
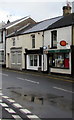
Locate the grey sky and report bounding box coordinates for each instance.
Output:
[0,0,73,23]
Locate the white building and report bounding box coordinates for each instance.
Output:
[6,4,74,77]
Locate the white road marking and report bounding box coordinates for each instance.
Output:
[7,99,15,103]
[0,94,41,120]
[2,96,9,99]
[12,115,22,119]
[0,73,8,76]
[12,103,22,108]
[20,108,31,114]
[0,103,8,107]
[16,77,39,84]
[53,86,74,93]
[5,108,16,113]
[27,115,39,118]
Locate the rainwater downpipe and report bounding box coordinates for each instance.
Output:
[42,31,44,72]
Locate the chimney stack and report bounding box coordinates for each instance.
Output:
[63,2,71,16]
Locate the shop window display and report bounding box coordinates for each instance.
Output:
[52,53,69,68]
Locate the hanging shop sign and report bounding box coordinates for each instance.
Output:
[60,40,67,46]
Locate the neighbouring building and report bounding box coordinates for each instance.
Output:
[0,17,36,66]
[6,4,74,77]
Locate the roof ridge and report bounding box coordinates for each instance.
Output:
[5,15,30,26]
[38,15,63,23]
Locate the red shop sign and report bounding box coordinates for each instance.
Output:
[60,40,67,46]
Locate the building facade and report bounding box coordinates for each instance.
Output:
[6,32,43,70]
[43,13,74,77]
[6,4,74,77]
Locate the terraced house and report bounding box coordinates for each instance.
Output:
[0,16,36,67]
[6,4,74,77]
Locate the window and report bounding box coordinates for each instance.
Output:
[34,55,37,66]
[51,53,69,69]
[0,31,3,43]
[11,53,16,64]
[17,53,21,64]
[30,55,37,66]
[30,55,33,66]
[0,51,4,62]
[32,35,35,48]
[12,38,15,46]
[51,31,57,48]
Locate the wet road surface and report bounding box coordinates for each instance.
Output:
[0,68,73,119]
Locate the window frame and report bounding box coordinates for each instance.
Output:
[0,31,3,43]
[51,30,57,48]
[12,38,15,46]
[31,35,35,48]
[29,55,38,66]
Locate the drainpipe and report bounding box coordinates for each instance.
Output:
[71,25,74,77]
[42,31,44,72]
[4,28,6,67]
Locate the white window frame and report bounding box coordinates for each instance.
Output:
[29,55,38,66]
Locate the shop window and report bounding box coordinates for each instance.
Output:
[51,30,57,48]
[52,53,69,69]
[32,35,35,48]
[30,55,33,66]
[34,55,37,66]
[64,53,69,68]
[49,54,53,67]
[30,55,37,66]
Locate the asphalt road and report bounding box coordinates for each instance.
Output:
[0,68,74,119]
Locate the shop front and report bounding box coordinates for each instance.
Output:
[47,49,71,75]
[25,47,43,71]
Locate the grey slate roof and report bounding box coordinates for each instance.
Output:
[21,16,63,34]
[47,13,74,30]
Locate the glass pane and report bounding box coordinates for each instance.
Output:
[34,55,37,66]
[17,54,21,63]
[12,53,16,63]
[54,54,64,68]
[30,55,33,66]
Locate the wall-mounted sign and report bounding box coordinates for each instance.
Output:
[60,40,67,46]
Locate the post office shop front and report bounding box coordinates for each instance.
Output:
[47,49,71,75]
